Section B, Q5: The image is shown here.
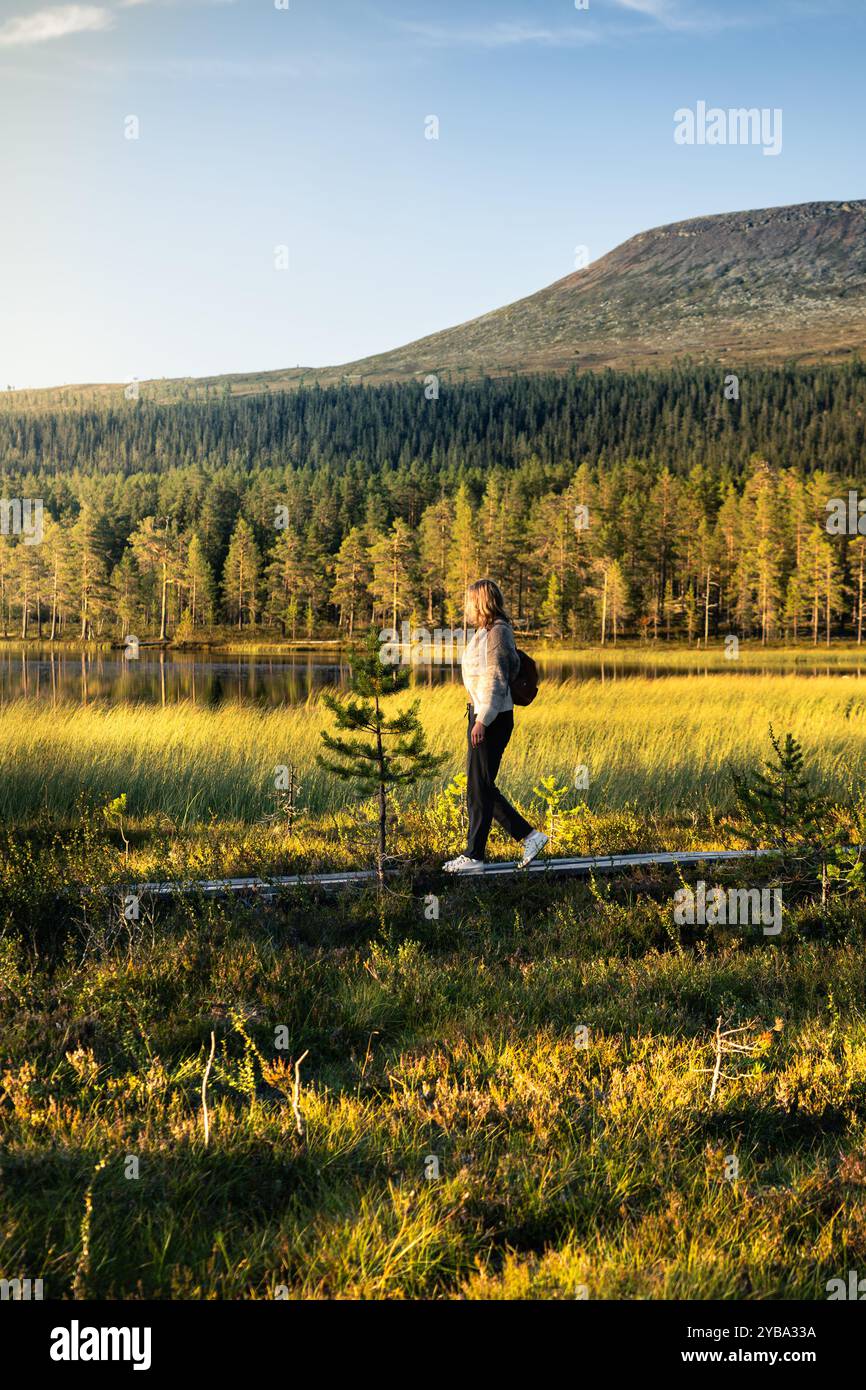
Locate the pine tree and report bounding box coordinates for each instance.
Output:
[41,514,72,641]
[72,506,112,641]
[369,519,417,633]
[783,570,806,644]
[801,524,838,647]
[741,460,784,645]
[111,552,142,639]
[540,570,563,638]
[820,540,845,647]
[222,517,261,629]
[418,497,453,624]
[317,629,445,881]
[198,480,239,577]
[129,516,178,642]
[330,526,371,636]
[732,727,828,870]
[265,527,310,635]
[184,533,216,631]
[446,484,477,636]
[607,559,630,646]
[12,532,43,639]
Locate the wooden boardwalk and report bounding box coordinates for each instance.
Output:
[130,847,774,899]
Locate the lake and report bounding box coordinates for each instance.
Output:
[2,647,866,706]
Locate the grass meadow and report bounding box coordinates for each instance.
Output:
[1,673,865,829]
[2,670,866,1299]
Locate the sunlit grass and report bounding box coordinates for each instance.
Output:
[2,671,866,1299]
[536,642,866,667]
[2,879,865,1299]
[1,674,863,825]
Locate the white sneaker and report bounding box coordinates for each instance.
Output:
[442,854,485,874]
[519,830,548,868]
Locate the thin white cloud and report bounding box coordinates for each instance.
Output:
[611,0,761,33]
[613,0,674,16]
[116,0,240,7]
[400,20,601,50]
[0,0,238,53]
[0,4,114,47]
[610,0,693,30]
[398,3,754,49]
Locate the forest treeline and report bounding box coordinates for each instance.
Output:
[1,363,865,644]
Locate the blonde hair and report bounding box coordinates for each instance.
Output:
[465,578,509,630]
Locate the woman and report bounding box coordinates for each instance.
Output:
[443,579,548,874]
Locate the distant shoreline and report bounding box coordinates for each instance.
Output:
[2,636,866,662]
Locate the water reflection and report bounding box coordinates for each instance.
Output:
[0,648,459,707]
[0,647,863,708]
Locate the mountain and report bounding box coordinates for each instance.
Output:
[311,199,866,383]
[8,199,866,408]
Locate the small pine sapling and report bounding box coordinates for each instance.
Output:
[317,629,446,882]
[731,726,829,874]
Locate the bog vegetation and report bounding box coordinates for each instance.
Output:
[2,675,866,1298]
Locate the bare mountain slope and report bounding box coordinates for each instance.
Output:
[9,199,866,407]
[314,199,866,384]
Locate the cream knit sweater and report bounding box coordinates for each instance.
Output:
[461,619,520,726]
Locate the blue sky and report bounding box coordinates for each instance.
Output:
[0,0,862,388]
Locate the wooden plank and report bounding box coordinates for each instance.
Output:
[127,847,776,899]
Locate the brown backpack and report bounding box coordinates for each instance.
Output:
[511,649,539,706]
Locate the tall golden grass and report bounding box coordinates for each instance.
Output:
[1,673,863,823]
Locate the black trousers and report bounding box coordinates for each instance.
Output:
[465,704,532,860]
